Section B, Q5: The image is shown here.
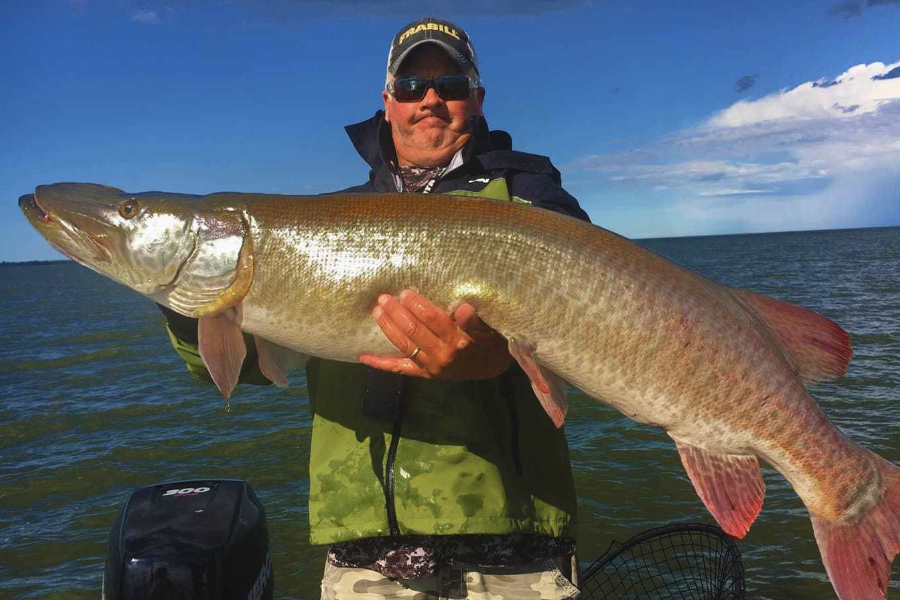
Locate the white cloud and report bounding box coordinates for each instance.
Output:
[571,60,900,236]
[697,188,777,197]
[671,165,900,233]
[709,61,900,127]
[601,159,830,186]
[133,9,160,23]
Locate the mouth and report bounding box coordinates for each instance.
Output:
[416,114,449,126]
[18,193,52,224]
[20,189,110,264]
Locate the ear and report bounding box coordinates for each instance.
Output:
[474,87,486,115]
[382,90,392,123]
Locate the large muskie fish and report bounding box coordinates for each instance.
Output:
[19,183,900,599]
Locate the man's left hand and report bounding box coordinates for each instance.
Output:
[358,289,511,380]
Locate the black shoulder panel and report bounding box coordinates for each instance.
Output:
[478,150,555,175]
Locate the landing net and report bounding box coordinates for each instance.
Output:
[580,523,746,600]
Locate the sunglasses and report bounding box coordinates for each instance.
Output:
[389,75,477,103]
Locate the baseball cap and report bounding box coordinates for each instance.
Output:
[385,18,480,86]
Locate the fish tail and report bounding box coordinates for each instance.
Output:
[810,453,900,600]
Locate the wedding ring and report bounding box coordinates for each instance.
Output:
[408,346,421,360]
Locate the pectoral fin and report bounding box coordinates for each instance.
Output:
[198,307,246,409]
[254,336,309,387]
[673,439,766,539]
[508,339,568,428]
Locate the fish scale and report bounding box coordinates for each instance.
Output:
[19,182,899,600]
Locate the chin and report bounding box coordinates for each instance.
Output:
[414,130,451,146]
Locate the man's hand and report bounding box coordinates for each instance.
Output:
[358,289,511,380]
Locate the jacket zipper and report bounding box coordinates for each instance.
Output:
[382,176,407,538]
[385,410,403,536]
[364,366,404,536]
[381,168,450,535]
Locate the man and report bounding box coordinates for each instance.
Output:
[161,17,589,600]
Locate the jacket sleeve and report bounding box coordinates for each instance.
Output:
[158,304,272,387]
[510,171,591,224]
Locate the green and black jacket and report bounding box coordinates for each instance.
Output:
[162,112,589,545]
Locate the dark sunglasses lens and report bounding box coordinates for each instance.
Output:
[393,76,472,102]
[393,77,429,102]
[435,76,471,100]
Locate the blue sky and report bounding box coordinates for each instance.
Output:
[3,0,900,261]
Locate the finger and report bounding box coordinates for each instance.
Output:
[373,302,439,357]
[399,289,459,341]
[377,295,442,353]
[358,353,431,378]
[451,302,488,332]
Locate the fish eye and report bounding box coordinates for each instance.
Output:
[118,198,139,219]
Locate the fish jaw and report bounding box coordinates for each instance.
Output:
[19,193,50,224]
[19,191,113,267]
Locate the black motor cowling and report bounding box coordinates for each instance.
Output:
[102,479,273,600]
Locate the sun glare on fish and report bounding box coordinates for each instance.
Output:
[297,232,420,283]
[131,213,188,250]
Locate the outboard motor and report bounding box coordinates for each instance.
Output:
[102,479,273,600]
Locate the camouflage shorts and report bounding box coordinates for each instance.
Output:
[320,554,581,599]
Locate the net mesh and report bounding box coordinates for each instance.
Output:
[580,523,746,600]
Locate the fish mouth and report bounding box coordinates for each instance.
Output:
[21,188,111,264]
[19,193,52,224]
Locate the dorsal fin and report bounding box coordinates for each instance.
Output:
[732,289,852,384]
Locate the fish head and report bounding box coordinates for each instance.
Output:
[19,183,198,295]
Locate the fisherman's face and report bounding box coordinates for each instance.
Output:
[383,44,485,168]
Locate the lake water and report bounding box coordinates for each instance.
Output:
[1,226,899,599]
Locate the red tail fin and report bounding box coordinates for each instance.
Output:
[810,454,900,600]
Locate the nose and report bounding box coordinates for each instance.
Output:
[419,86,444,108]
